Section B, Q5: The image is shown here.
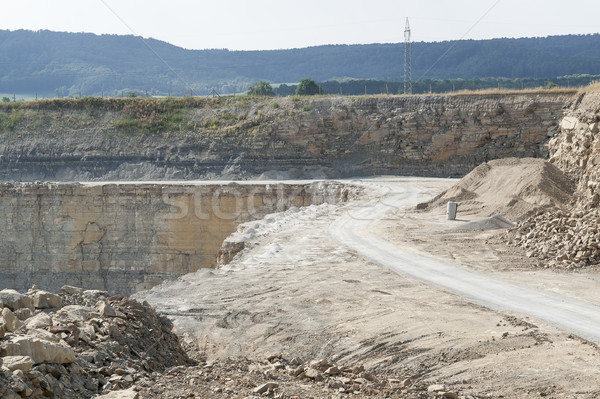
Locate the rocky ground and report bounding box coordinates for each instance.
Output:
[0,286,191,398]
[1,284,468,399]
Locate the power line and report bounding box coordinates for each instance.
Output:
[415,0,502,83]
[97,0,192,91]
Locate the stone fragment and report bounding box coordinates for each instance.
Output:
[442,392,459,399]
[2,307,24,332]
[61,285,83,295]
[0,289,34,312]
[308,358,331,371]
[289,365,304,377]
[97,300,117,317]
[0,335,76,364]
[325,366,340,375]
[428,384,446,392]
[304,368,321,379]
[32,291,63,309]
[253,382,279,394]
[0,356,34,372]
[560,116,578,131]
[95,388,140,399]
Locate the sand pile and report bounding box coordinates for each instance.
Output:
[418,158,575,222]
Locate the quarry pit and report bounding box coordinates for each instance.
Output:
[4,89,600,398]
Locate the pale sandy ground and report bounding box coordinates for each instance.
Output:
[138,178,600,399]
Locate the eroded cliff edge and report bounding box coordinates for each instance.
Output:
[0,92,571,180]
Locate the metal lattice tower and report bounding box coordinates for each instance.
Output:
[404,18,412,95]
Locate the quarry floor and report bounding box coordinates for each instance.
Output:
[137,177,600,399]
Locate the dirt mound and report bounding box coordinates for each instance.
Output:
[418,158,575,221]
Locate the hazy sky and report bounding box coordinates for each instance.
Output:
[2,0,599,50]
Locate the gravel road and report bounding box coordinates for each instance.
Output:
[330,179,600,345]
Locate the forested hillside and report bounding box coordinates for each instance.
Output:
[1,29,599,97]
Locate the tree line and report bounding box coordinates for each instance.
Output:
[1,29,600,97]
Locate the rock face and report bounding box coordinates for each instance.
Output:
[0,182,350,294]
[0,94,569,180]
[508,84,600,268]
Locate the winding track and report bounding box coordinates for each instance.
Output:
[329,179,600,344]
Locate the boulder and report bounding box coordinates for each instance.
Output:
[2,307,24,332]
[0,335,76,364]
[26,328,61,343]
[0,356,35,372]
[25,312,52,330]
[0,289,34,312]
[32,291,63,309]
[13,308,32,321]
[52,305,95,327]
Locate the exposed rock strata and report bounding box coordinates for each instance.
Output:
[0,94,570,180]
[0,182,351,294]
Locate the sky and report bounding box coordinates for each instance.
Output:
[1,0,599,51]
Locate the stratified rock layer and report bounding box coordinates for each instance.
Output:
[0,182,350,293]
[0,94,570,180]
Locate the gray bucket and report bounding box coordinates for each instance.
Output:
[447,202,458,220]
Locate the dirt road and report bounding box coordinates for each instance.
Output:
[331,179,600,345]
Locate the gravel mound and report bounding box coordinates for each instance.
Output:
[418,157,575,222]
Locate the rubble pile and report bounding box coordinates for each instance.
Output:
[135,354,470,399]
[508,208,600,268]
[508,84,600,269]
[0,286,191,398]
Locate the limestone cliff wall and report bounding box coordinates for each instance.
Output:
[0,93,571,180]
[0,182,349,294]
[549,85,600,207]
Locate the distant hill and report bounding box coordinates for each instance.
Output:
[1,29,599,97]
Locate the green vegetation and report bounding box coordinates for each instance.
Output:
[1,97,10,103]
[0,109,24,131]
[247,81,275,96]
[295,79,321,96]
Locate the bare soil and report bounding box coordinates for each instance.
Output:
[137,167,600,398]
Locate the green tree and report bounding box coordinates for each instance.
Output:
[1,97,10,102]
[247,81,274,96]
[295,79,321,96]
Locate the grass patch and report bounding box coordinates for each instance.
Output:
[0,109,24,131]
